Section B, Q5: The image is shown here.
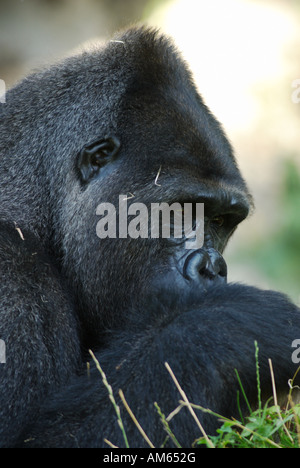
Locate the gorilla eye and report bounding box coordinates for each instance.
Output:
[212,216,224,227]
[77,136,120,184]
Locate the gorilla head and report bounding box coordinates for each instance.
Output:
[63,28,252,339]
[0,27,251,340]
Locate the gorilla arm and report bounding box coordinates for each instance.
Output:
[18,283,300,448]
[0,222,80,447]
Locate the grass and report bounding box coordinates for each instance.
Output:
[90,343,300,448]
[89,350,129,448]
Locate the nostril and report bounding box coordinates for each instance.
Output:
[182,249,208,281]
[207,248,227,280]
[182,248,227,283]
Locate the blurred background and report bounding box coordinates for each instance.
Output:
[0,0,299,304]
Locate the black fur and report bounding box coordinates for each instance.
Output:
[0,26,299,448]
[0,222,80,447]
[19,285,300,448]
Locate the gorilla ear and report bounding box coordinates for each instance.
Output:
[77,136,120,184]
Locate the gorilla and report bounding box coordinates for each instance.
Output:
[0,26,299,448]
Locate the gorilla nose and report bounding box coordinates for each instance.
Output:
[182,248,227,283]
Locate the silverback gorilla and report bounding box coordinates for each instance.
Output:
[0,27,299,448]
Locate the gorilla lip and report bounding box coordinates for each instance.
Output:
[96,195,204,249]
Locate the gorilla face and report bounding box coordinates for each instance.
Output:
[56,29,251,337]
